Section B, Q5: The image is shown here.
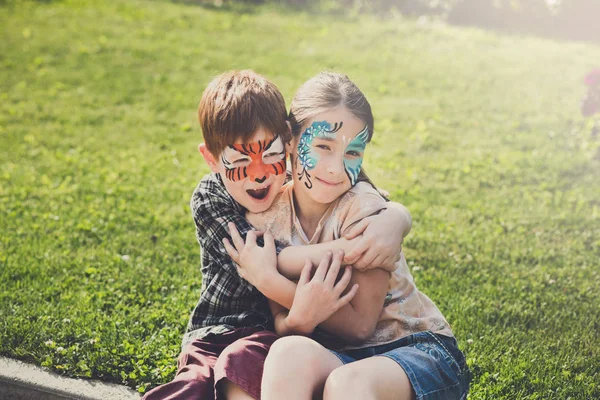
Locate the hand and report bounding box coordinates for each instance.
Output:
[286,251,359,335]
[343,210,405,272]
[223,222,277,289]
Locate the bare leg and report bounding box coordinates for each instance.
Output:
[221,379,255,400]
[323,357,415,400]
[261,336,343,400]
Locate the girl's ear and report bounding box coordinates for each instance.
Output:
[198,143,219,173]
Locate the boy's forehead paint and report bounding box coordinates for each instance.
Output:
[222,135,284,162]
[221,135,286,182]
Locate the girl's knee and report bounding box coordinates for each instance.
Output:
[324,365,374,399]
[264,336,328,382]
[268,336,324,365]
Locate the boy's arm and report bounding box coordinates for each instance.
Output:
[191,175,287,289]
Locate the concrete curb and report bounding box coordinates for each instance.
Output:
[0,357,140,399]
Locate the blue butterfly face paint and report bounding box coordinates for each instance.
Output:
[296,121,343,189]
[343,125,368,185]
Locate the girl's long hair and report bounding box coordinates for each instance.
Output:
[288,71,377,189]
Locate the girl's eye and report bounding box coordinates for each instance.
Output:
[264,152,282,158]
[232,158,250,164]
[346,151,361,157]
[316,145,331,151]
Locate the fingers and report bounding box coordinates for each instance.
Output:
[313,251,332,282]
[324,250,343,287]
[344,237,369,263]
[353,249,378,270]
[333,266,353,295]
[298,259,313,286]
[343,219,369,240]
[246,230,257,247]
[228,222,245,250]
[263,231,275,252]
[337,283,359,309]
[223,238,239,261]
[370,254,387,270]
[380,256,395,271]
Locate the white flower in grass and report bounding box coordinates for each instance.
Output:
[467,339,474,344]
[44,340,55,347]
[120,254,130,261]
[89,338,98,345]
[62,318,71,324]
[56,346,65,353]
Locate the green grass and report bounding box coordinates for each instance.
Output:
[1,0,599,397]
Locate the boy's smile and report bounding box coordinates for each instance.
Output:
[200,127,287,213]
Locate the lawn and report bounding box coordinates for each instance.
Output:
[1,0,599,398]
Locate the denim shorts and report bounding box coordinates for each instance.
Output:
[329,331,470,400]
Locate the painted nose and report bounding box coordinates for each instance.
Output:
[255,176,267,184]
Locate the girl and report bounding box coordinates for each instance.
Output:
[245,72,470,400]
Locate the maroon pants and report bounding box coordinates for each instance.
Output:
[142,327,278,400]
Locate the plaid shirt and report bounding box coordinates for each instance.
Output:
[183,173,286,346]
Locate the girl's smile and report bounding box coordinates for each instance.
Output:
[288,107,369,212]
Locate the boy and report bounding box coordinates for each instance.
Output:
[143,70,411,400]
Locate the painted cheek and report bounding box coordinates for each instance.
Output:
[297,134,320,171]
[225,166,247,182]
[344,156,364,185]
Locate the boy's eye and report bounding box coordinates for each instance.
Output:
[346,151,361,157]
[232,158,250,164]
[264,151,282,158]
[316,144,331,151]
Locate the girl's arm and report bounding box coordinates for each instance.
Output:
[276,201,411,278]
[269,253,359,337]
[276,237,360,279]
[224,225,356,313]
[269,265,389,343]
[318,268,389,344]
[224,223,389,343]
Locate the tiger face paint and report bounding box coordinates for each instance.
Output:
[221,135,286,183]
[205,127,288,213]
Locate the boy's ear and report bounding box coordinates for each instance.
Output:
[198,143,219,173]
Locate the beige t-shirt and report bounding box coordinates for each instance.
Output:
[247,182,453,350]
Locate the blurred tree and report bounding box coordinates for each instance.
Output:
[554,0,600,42]
[447,0,552,35]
